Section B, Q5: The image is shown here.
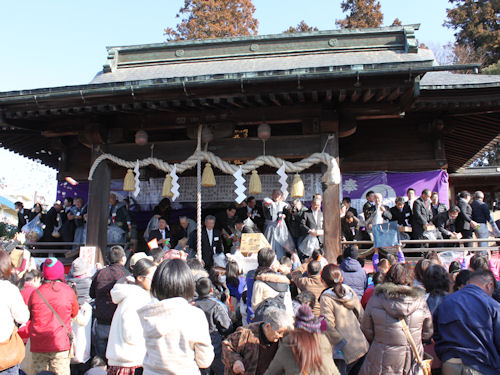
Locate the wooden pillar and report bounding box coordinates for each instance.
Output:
[86,148,110,265]
[320,111,341,263]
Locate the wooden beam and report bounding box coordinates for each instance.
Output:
[104,134,324,162]
[86,153,111,265]
[363,89,375,103]
[320,121,341,263]
[338,89,347,103]
[268,93,281,106]
[375,88,389,102]
[387,88,402,101]
[351,89,362,103]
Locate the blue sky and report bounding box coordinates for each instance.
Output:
[0,0,455,92]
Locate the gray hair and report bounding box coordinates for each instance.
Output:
[260,307,292,331]
[204,215,216,223]
[474,191,484,200]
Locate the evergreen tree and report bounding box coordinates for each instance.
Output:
[165,0,258,40]
[335,0,383,28]
[283,21,318,34]
[444,0,500,65]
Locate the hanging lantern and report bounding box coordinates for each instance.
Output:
[257,123,271,140]
[162,174,173,198]
[249,170,262,194]
[135,130,148,145]
[123,169,136,191]
[201,163,216,187]
[291,173,305,198]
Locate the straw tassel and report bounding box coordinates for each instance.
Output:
[201,163,216,187]
[162,174,173,198]
[249,170,262,194]
[123,169,135,191]
[291,173,305,198]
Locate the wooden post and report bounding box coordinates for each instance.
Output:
[320,112,341,263]
[86,147,110,265]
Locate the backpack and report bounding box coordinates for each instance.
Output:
[253,292,286,322]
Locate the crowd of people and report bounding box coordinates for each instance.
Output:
[3,188,499,375]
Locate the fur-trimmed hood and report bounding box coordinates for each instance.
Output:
[374,282,426,319]
[255,271,290,293]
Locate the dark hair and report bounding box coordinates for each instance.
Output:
[158,216,168,224]
[257,248,275,268]
[133,258,155,279]
[386,253,396,265]
[431,191,439,197]
[225,261,241,288]
[343,245,358,260]
[311,249,323,262]
[422,189,431,196]
[448,261,461,274]
[75,196,84,203]
[423,264,450,296]
[65,197,74,205]
[345,211,354,219]
[414,259,431,283]
[458,190,470,199]
[424,250,443,266]
[407,188,415,194]
[365,190,374,198]
[294,290,316,309]
[342,197,351,203]
[468,270,496,287]
[372,272,384,286]
[453,269,472,292]
[187,257,205,270]
[108,246,126,264]
[196,277,212,297]
[150,247,165,264]
[14,201,23,208]
[469,254,489,271]
[280,256,292,267]
[307,260,321,276]
[385,263,414,287]
[90,356,106,368]
[449,205,460,213]
[227,204,237,212]
[18,269,42,290]
[151,259,195,301]
[321,264,345,298]
[246,196,255,203]
[0,249,12,280]
[395,196,405,204]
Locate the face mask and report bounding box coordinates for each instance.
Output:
[218,275,226,284]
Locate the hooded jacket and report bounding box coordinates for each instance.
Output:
[106,282,152,367]
[340,258,367,299]
[359,283,433,375]
[319,284,369,365]
[138,297,214,375]
[251,271,294,320]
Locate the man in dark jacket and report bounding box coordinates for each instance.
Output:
[471,191,500,248]
[433,206,461,244]
[42,200,62,241]
[411,189,434,242]
[188,215,224,269]
[147,216,171,249]
[389,196,412,226]
[195,277,233,375]
[15,201,29,232]
[89,245,129,358]
[339,246,367,299]
[362,191,376,222]
[301,197,324,246]
[456,191,477,247]
[430,192,447,220]
[434,270,500,375]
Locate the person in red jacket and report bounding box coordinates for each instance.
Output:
[28,258,78,375]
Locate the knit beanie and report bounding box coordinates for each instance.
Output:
[294,304,321,333]
[42,257,65,281]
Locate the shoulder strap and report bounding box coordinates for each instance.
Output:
[36,289,72,337]
[400,318,423,367]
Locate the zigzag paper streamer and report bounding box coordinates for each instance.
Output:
[133,160,141,198]
[277,162,289,200]
[170,164,180,201]
[233,166,246,204]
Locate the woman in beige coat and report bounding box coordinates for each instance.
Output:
[319,264,369,375]
[359,263,433,375]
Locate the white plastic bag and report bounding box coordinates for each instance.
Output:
[299,234,320,257]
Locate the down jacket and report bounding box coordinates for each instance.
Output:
[251,271,294,320]
[340,257,367,299]
[106,282,153,367]
[359,283,433,375]
[319,284,369,365]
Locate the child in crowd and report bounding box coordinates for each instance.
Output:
[194,277,234,375]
